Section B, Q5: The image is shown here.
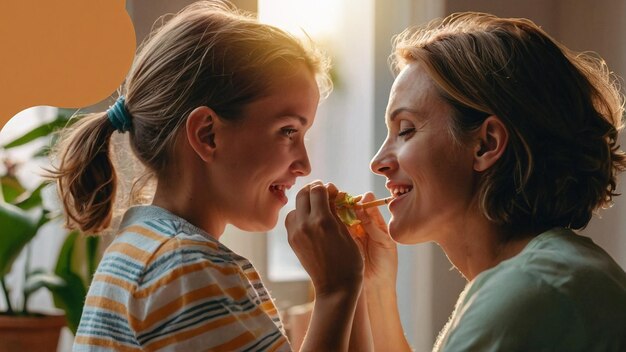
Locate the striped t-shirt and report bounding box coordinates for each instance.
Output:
[74,205,291,351]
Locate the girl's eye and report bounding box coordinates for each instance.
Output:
[281,128,298,138]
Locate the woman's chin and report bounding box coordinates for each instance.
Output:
[389,221,410,244]
[389,219,428,244]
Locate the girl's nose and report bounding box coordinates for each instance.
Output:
[291,143,311,176]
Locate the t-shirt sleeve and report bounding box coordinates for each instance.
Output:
[439,268,584,352]
[127,238,288,351]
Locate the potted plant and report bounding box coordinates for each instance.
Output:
[0,110,100,351]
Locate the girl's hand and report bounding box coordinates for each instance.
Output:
[285,181,364,296]
[351,192,398,288]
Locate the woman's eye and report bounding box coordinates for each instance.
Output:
[398,127,416,137]
[397,120,416,137]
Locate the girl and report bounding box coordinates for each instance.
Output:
[52,1,363,351]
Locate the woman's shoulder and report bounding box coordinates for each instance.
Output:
[447,228,626,350]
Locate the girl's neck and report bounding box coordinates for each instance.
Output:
[152,175,226,239]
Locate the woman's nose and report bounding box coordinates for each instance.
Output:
[370,140,396,175]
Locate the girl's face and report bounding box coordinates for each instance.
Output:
[211,64,320,232]
[370,62,477,244]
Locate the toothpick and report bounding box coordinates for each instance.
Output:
[356,196,393,209]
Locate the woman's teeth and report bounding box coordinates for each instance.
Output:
[390,186,413,197]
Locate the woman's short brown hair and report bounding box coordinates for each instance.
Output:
[391,12,625,234]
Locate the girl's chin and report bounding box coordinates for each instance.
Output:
[233,212,279,232]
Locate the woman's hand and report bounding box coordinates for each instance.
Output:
[351,192,398,289]
[285,181,364,296]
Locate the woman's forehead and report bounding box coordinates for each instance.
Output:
[387,63,446,119]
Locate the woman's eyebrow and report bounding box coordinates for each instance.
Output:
[389,108,424,122]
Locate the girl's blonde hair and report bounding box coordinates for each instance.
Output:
[391,12,625,235]
[51,0,331,234]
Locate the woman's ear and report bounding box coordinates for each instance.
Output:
[186,106,218,162]
[473,115,508,172]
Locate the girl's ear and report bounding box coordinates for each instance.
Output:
[473,115,508,172]
[186,106,218,162]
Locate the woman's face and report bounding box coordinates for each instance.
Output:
[370,62,477,244]
[211,64,320,232]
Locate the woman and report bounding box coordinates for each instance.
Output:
[288,12,626,351]
[52,1,363,351]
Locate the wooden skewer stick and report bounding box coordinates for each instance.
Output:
[356,196,394,209]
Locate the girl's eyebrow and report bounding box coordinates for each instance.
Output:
[276,114,308,126]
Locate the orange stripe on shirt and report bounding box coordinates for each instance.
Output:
[105,242,152,262]
[260,300,278,316]
[244,270,261,281]
[138,284,225,330]
[134,261,242,298]
[74,336,142,352]
[122,225,165,241]
[92,273,136,292]
[85,296,129,316]
[143,313,240,350]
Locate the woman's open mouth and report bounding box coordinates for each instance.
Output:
[387,184,413,208]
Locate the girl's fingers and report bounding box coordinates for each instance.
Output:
[295,182,316,218]
[326,182,339,200]
[309,182,331,218]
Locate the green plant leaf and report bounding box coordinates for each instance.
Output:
[50,271,85,334]
[52,231,88,334]
[0,202,39,277]
[86,236,100,283]
[1,175,26,204]
[24,271,66,296]
[1,113,72,149]
[12,182,47,210]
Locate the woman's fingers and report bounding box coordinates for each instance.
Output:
[355,193,389,235]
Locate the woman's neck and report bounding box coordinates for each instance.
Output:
[438,220,535,281]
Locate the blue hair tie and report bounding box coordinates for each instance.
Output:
[107,96,132,133]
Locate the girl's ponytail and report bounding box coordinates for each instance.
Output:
[52,112,117,234]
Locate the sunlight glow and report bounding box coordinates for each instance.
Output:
[258,0,339,39]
